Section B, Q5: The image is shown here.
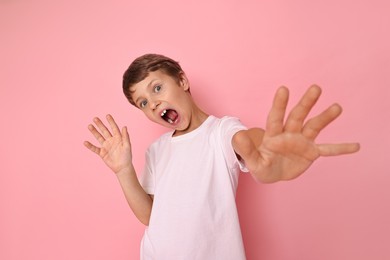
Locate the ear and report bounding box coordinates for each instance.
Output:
[179,72,190,91]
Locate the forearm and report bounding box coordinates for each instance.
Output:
[116,165,153,225]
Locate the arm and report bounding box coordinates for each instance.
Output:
[232,85,360,183]
[84,114,153,225]
[116,166,153,226]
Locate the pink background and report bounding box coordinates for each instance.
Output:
[1,0,389,259]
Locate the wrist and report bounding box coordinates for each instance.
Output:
[115,164,135,177]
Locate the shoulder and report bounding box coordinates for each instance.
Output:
[209,115,248,149]
[146,131,173,154]
[214,116,248,134]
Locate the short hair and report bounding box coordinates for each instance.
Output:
[122,54,184,106]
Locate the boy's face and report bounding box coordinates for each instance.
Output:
[131,70,199,135]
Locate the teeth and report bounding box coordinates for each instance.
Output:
[160,109,174,124]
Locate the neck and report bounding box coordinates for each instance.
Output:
[173,105,209,137]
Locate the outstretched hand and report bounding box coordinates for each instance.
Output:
[84,114,133,174]
[235,85,360,183]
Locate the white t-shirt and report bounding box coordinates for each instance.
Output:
[140,116,248,260]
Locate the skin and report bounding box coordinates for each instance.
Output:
[84,71,360,225]
[232,86,360,183]
[85,115,152,225]
[130,70,208,136]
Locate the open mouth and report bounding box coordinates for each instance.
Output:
[161,109,178,124]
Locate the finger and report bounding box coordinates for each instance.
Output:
[266,86,289,136]
[284,85,322,132]
[122,126,130,143]
[83,141,101,155]
[302,103,342,140]
[106,114,121,136]
[317,143,360,156]
[88,124,106,145]
[93,117,112,138]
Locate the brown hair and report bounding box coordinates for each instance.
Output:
[122,54,184,106]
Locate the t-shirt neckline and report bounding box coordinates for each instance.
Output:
[170,115,215,142]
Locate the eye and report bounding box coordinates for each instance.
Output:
[154,85,162,92]
[140,100,148,108]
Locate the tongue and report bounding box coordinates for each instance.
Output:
[165,110,178,123]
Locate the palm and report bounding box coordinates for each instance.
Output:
[258,132,320,180]
[84,115,132,174]
[100,135,131,173]
[255,85,359,181]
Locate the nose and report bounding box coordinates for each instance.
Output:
[150,100,160,110]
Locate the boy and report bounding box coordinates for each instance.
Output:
[84,54,360,259]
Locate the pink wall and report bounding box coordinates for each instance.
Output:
[1,0,389,259]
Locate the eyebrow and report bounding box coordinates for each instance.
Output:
[134,79,159,106]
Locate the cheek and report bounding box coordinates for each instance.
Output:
[144,111,154,120]
[145,111,160,123]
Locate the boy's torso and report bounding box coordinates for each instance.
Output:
[140,116,247,260]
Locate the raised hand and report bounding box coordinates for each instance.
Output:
[84,114,133,174]
[234,85,360,183]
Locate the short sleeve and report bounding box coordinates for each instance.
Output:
[140,148,155,195]
[219,116,249,173]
